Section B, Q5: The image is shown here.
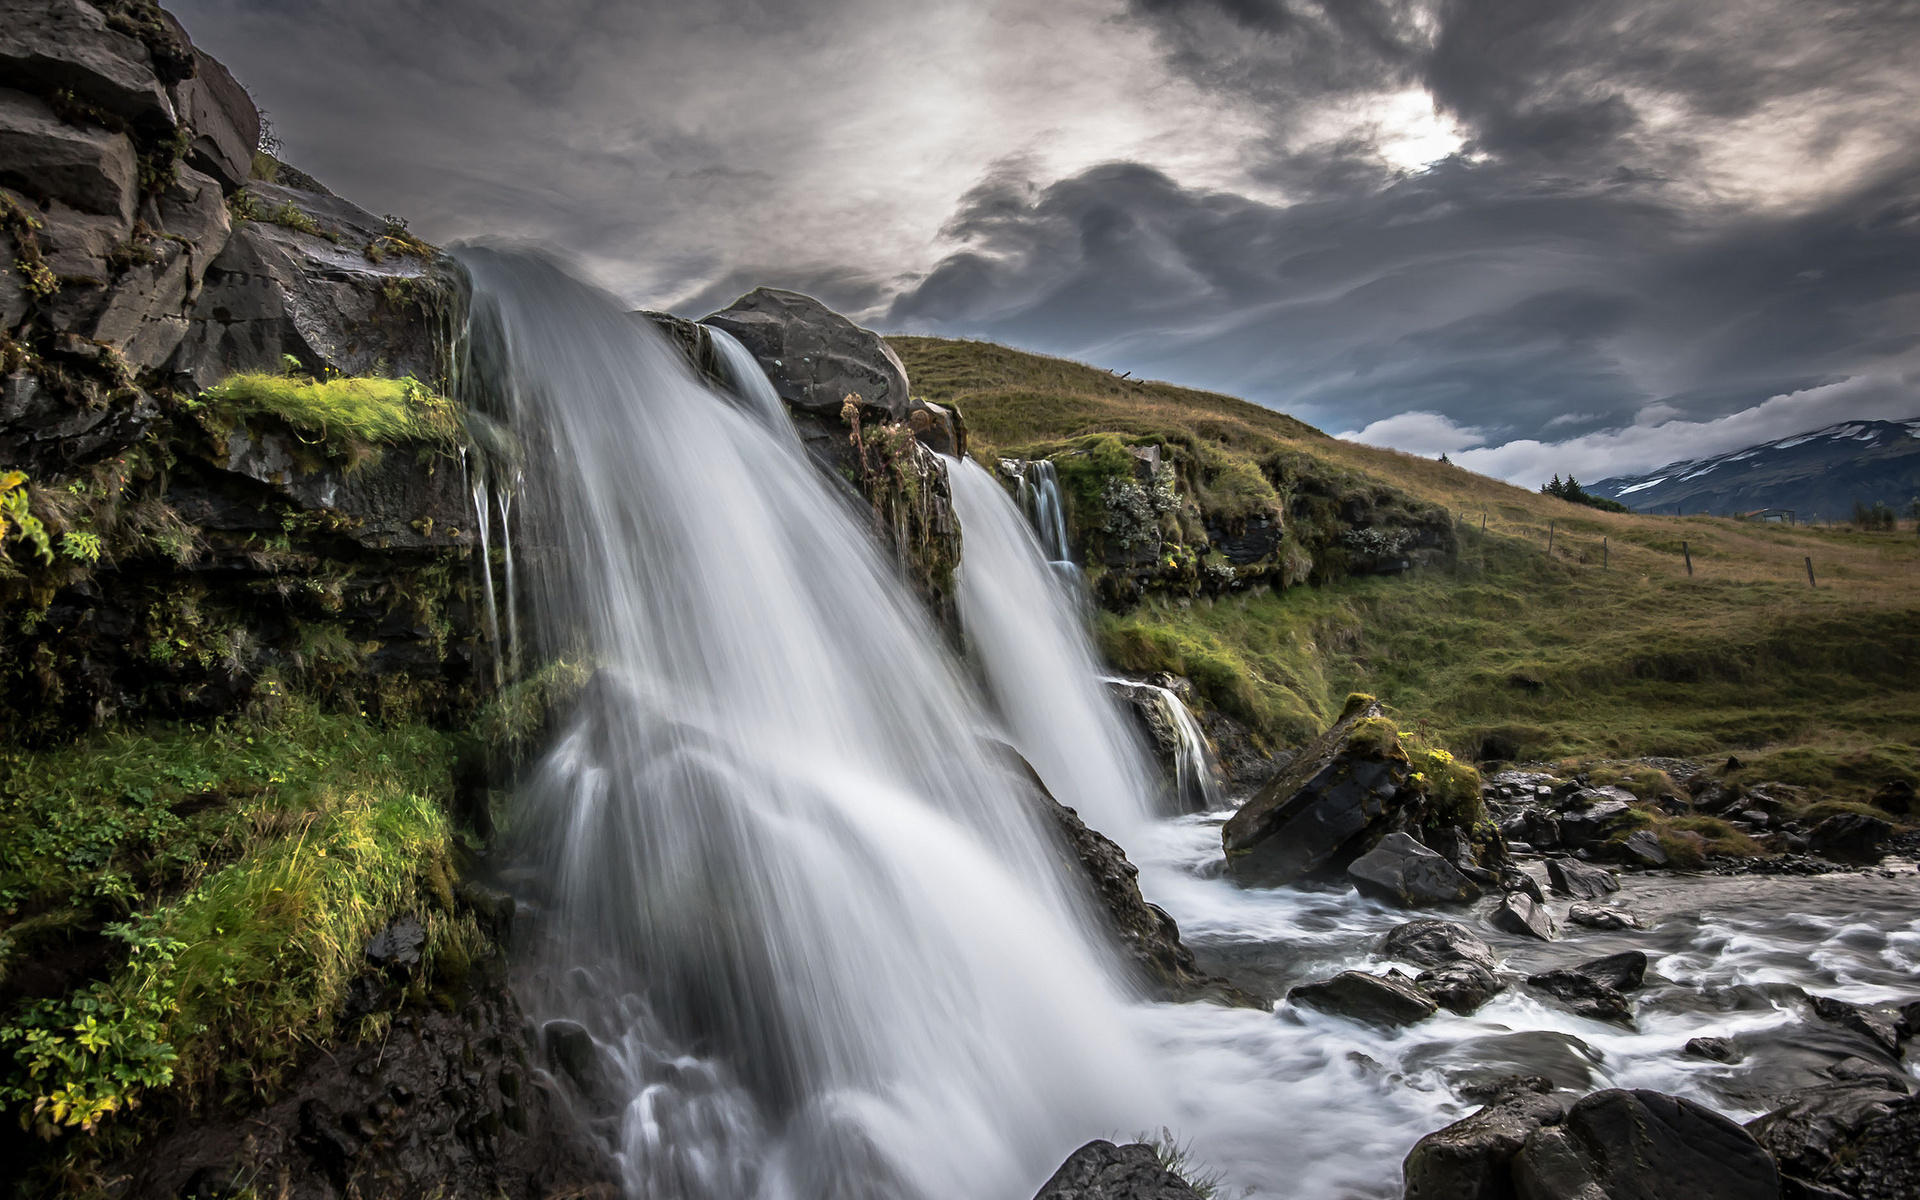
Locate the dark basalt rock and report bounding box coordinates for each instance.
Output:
[110,981,615,1200]
[1289,969,1438,1028]
[1807,814,1892,862]
[1032,1140,1202,1200]
[703,287,911,420]
[1349,832,1482,907]
[1417,961,1503,1016]
[1544,857,1618,900]
[1619,828,1668,866]
[1747,1084,1911,1192]
[1490,892,1555,941]
[1807,996,1902,1058]
[1686,1036,1739,1062]
[1567,951,1647,993]
[1512,1089,1779,1200]
[1031,765,1262,1008]
[1222,698,1412,885]
[1524,954,1644,1026]
[1403,1076,1566,1200]
[1381,919,1498,971]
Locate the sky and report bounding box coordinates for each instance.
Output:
[168,0,1920,485]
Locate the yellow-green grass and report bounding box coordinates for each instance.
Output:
[894,336,1920,785]
[0,699,460,1135]
[199,372,462,460]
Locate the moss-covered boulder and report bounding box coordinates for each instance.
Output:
[1222,694,1489,886]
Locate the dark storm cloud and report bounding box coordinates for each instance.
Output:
[164,0,1920,478]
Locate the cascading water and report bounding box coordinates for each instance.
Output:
[707,324,801,445]
[948,458,1161,836]
[1103,676,1226,813]
[453,247,1156,1200]
[1009,458,1073,565]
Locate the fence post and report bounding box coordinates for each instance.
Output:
[1547,521,1555,555]
[1603,537,1608,570]
[1805,556,1816,588]
[1683,540,1692,576]
[1481,512,1487,533]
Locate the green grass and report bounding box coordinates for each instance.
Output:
[895,336,1920,788]
[0,698,459,1135]
[199,372,463,462]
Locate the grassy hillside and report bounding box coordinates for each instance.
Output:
[892,336,1920,795]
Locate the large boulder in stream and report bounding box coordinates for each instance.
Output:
[1222,696,1416,884]
[1408,1085,1781,1200]
[1381,920,1498,971]
[1032,1140,1203,1200]
[1289,970,1438,1028]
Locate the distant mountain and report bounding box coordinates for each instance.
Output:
[1590,418,1920,518]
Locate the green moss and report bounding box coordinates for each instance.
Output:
[0,699,458,1133]
[200,373,463,457]
[1346,715,1405,761]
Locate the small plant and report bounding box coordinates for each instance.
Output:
[1138,1128,1228,1199]
[60,529,103,564]
[1,471,53,564]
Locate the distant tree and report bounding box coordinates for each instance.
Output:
[1437,453,1452,465]
[1542,471,1628,513]
[1853,501,1897,531]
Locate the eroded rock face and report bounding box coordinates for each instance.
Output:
[703,287,910,420]
[1032,1140,1202,1200]
[1222,698,1413,884]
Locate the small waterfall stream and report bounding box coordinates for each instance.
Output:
[455,247,1156,1200]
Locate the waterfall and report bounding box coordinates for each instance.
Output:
[1010,458,1074,564]
[947,458,1161,835]
[466,451,503,684]
[453,247,1154,1200]
[707,323,801,445]
[1105,677,1227,813]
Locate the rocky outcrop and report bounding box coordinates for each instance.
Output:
[1381,920,1503,1015]
[1749,1087,1919,1199]
[1032,1140,1203,1200]
[1403,1076,1566,1200]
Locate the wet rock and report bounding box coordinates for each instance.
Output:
[1808,996,1901,1057]
[1501,868,1547,904]
[703,287,911,420]
[0,0,180,126]
[1501,809,1562,851]
[541,1019,595,1086]
[1289,969,1438,1028]
[1402,1076,1566,1200]
[1567,951,1647,993]
[1870,779,1915,816]
[1349,833,1482,907]
[1031,1139,1202,1200]
[1513,1089,1779,1200]
[364,916,426,971]
[1381,919,1498,971]
[1619,829,1669,867]
[1525,969,1633,1027]
[1555,798,1632,849]
[168,46,259,189]
[1418,962,1504,1016]
[1821,1095,1920,1200]
[1826,1056,1912,1093]
[1685,1036,1739,1062]
[1747,1084,1910,1186]
[1807,814,1892,863]
[1564,903,1638,931]
[1034,772,1262,1007]
[1490,893,1555,941]
[1222,698,1412,884]
[1545,858,1618,900]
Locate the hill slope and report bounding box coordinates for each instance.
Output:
[892,337,1920,795]
[1591,418,1920,519]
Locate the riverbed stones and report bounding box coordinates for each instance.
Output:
[1807,996,1902,1057]
[1289,970,1438,1028]
[1747,1084,1912,1190]
[1555,799,1632,850]
[1501,867,1547,904]
[1491,892,1555,941]
[1619,829,1668,867]
[1545,858,1618,900]
[1222,698,1413,884]
[1349,833,1483,907]
[1417,962,1504,1016]
[1512,1089,1779,1200]
[1525,953,1645,1026]
[1685,1036,1739,1062]
[1566,903,1639,931]
[1381,919,1498,971]
[1404,1078,1567,1200]
[1031,1140,1202,1200]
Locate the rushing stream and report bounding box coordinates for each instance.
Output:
[457,246,1917,1200]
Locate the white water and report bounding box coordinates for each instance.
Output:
[1103,675,1226,814]
[708,323,801,446]
[1010,458,1074,565]
[949,458,1160,837]
[457,247,1157,1200]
